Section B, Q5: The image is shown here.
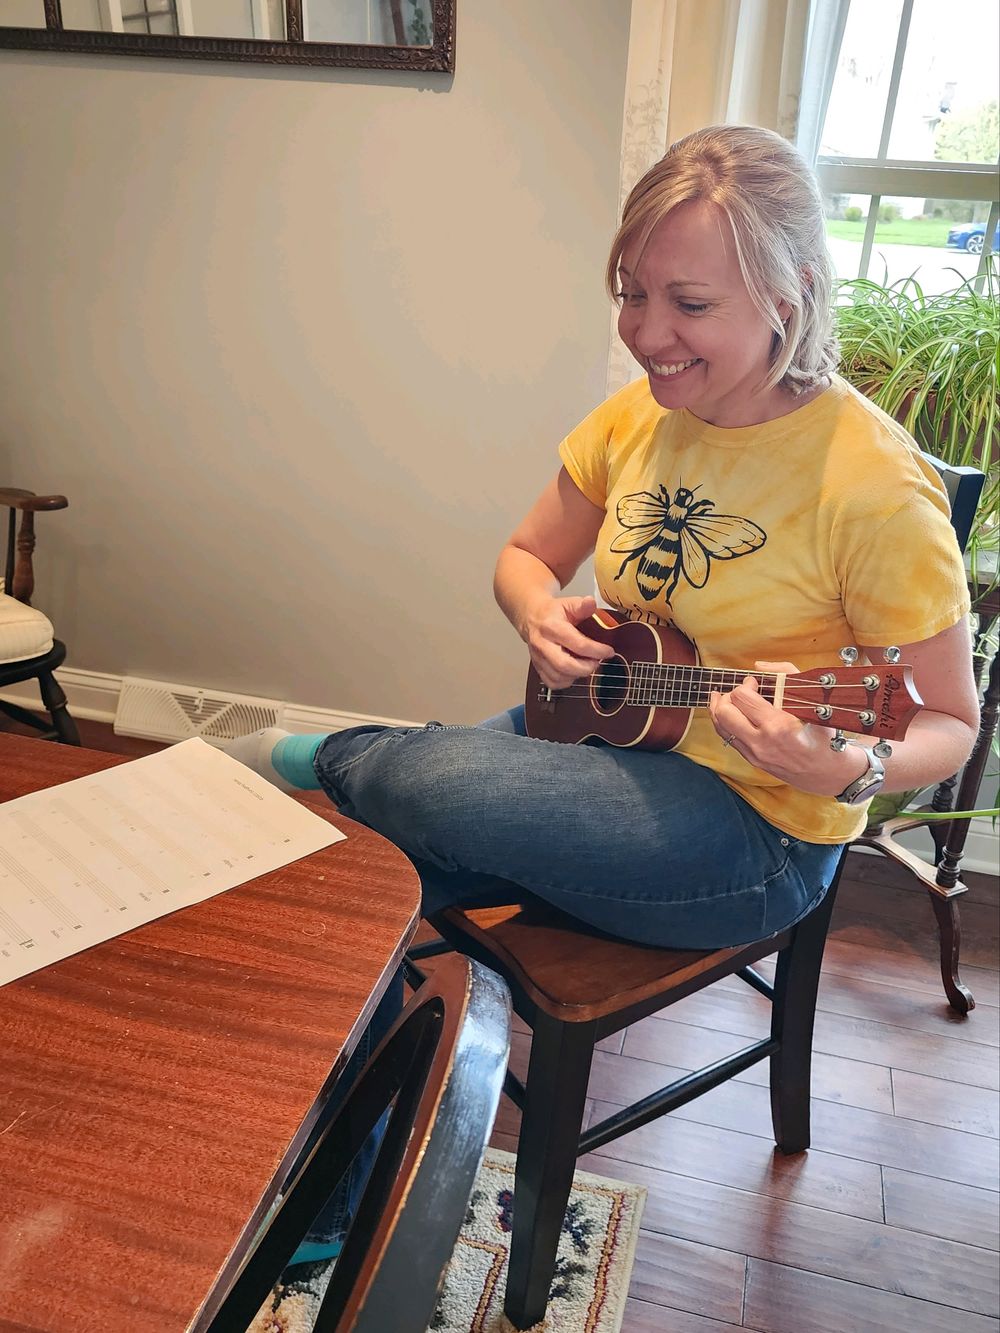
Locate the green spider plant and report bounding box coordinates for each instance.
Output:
[834,267,998,606]
[835,267,999,830]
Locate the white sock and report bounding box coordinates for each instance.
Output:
[220,727,297,792]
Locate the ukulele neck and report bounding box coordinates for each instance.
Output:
[627,663,779,709]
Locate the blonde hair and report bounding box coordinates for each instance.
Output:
[606,125,838,395]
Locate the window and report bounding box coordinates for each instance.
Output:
[816,0,999,291]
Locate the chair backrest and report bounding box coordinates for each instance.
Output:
[919,453,986,555]
[0,487,69,605]
[206,955,511,1333]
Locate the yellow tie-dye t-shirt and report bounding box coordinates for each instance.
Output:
[558,374,970,843]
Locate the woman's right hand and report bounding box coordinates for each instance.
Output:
[522,594,614,690]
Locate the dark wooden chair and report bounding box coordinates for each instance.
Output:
[926,457,987,557]
[854,456,992,1014]
[0,487,80,744]
[410,860,847,1330]
[206,955,511,1333]
[406,452,986,1330]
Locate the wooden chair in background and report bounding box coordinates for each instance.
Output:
[854,455,993,1014]
[0,486,79,744]
[207,955,511,1333]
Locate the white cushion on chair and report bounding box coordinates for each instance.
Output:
[0,592,54,664]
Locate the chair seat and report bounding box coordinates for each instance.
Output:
[436,899,786,1022]
[0,592,53,664]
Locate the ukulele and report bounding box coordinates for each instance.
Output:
[524,609,921,751]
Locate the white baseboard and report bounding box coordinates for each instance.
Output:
[3,667,997,877]
[0,667,417,734]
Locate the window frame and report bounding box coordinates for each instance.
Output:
[814,0,999,285]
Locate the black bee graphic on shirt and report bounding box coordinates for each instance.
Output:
[611,484,766,603]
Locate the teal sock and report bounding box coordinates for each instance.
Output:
[288,1237,344,1267]
[272,733,325,790]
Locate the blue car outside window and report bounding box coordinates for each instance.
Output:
[945,221,999,252]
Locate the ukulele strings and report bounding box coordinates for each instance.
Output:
[543,671,890,716]
[543,684,879,698]
[536,686,888,724]
[544,670,879,700]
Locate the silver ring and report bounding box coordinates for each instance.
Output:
[722,733,737,749]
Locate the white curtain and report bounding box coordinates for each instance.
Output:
[607,0,848,395]
[795,0,851,164]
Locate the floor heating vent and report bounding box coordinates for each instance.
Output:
[114,676,286,745]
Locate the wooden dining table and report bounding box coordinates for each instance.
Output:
[0,733,422,1332]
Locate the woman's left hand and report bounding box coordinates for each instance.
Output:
[709,660,850,795]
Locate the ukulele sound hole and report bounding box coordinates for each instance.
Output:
[591,656,629,715]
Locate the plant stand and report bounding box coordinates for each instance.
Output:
[854,587,999,1014]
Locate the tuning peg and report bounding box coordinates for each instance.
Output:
[829,729,848,752]
[873,740,893,759]
[839,646,859,665]
[883,647,901,664]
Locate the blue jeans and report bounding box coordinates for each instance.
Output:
[312,707,843,951]
[302,707,842,1252]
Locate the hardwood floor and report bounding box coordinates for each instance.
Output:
[6,720,998,1331]
[456,831,999,1328]
[505,860,998,1332]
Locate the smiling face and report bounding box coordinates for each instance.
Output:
[617,199,796,428]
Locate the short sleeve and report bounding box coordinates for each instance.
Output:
[555,379,656,507]
[839,492,970,646]
[558,400,613,507]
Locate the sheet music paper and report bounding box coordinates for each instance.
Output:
[0,738,345,987]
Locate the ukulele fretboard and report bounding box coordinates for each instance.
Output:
[626,662,777,708]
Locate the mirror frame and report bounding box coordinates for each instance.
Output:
[0,0,455,71]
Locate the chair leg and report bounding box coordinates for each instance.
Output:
[927,890,975,1015]
[769,880,840,1154]
[37,671,80,745]
[504,1012,596,1331]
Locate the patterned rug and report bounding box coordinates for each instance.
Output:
[247,1148,646,1333]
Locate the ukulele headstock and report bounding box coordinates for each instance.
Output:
[787,646,922,743]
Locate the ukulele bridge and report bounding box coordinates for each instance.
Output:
[536,685,556,714]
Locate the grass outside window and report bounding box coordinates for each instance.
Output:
[826,218,988,247]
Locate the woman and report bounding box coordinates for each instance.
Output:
[233,124,978,952]
[232,124,980,1268]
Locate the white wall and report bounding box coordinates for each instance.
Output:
[0,3,630,723]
